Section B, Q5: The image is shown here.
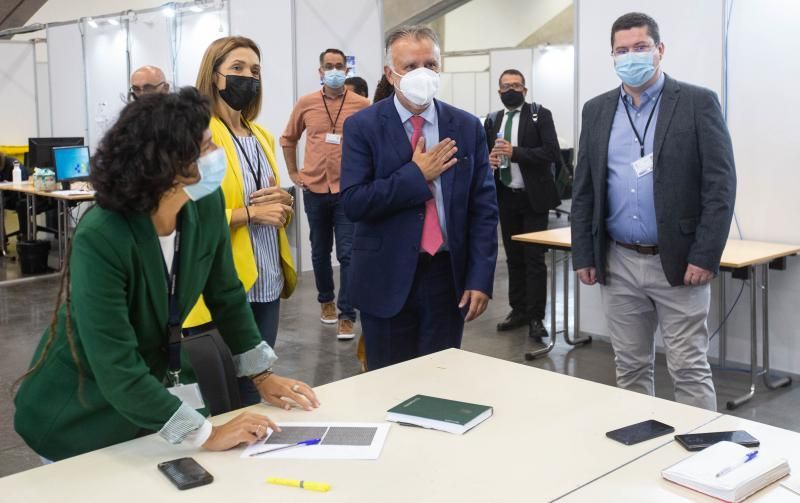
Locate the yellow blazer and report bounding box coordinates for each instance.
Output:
[185,116,297,328]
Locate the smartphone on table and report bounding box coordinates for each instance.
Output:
[606,419,675,446]
[157,457,214,490]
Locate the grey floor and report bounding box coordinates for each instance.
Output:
[2,210,799,477]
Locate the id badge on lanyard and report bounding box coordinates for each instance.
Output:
[163,219,205,410]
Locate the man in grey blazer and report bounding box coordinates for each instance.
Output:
[571,12,736,411]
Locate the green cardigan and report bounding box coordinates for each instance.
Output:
[14,190,263,460]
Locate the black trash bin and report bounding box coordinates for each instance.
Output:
[17,240,51,274]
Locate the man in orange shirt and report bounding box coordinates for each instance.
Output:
[281,48,370,340]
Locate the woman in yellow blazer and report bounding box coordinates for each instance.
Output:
[187,36,296,405]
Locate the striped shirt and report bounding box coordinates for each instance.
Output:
[233,135,283,303]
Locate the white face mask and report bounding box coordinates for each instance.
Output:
[392,67,440,107]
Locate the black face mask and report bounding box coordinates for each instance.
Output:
[500,90,525,109]
[217,74,261,111]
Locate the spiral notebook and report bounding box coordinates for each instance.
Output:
[661,441,790,502]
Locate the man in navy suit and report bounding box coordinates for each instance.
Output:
[341,25,498,370]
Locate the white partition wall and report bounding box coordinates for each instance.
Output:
[575,0,725,350]
[489,48,533,113]
[721,0,800,374]
[175,8,229,87]
[46,23,88,140]
[532,45,574,148]
[293,0,384,272]
[0,41,38,144]
[85,20,128,152]
[129,11,174,85]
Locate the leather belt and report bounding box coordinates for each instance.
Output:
[616,241,659,255]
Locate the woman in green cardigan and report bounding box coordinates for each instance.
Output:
[14,88,319,462]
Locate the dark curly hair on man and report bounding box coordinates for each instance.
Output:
[90,86,211,214]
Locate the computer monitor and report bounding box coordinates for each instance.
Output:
[27,137,84,171]
[53,145,91,190]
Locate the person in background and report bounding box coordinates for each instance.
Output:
[345,76,369,98]
[0,152,29,248]
[129,65,170,101]
[341,25,498,370]
[571,12,736,411]
[13,88,318,463]
[280,48,370,340]
[186,36,297,406]
[485,69,561,342]
[373,74,393,103]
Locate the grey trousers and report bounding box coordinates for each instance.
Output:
[601,243,717,411]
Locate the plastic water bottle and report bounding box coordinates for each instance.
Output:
[496,132,509,170]
[12,160,22,185]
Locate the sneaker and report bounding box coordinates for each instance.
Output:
[337,319,356,340]
[320,301,337,324]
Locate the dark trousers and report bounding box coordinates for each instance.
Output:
[360,252,464,370]
[238,300,281,406]
[498,184,549,321]
[302,190,356,321]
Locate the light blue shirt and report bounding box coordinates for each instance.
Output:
[606,72,665,246]
[394,95,448,250]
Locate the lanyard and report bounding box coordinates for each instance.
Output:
[164,217,183,386]
[322,90,347,134]
[621,87,664,158]
[222,120,268,191]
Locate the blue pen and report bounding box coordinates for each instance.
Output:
[715,450,759,478]
[249,438,322,457]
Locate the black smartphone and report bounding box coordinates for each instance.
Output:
[606,419,675,445]
[674,430,760,451]
[157,457,214,490]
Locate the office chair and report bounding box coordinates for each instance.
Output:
[182,328,242,415]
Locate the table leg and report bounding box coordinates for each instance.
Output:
[525,249,557,360]
[726,265,758,409]
[718,273,727,367]
[761,263,792,390]
[26,194,36,240]
[563,253,592,347]
[57,200,65,270]
[0,192,7,257]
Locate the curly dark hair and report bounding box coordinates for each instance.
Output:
[90,86,211,214]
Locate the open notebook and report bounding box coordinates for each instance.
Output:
[662,441,790,502]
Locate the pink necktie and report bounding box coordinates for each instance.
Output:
[410,115,443,255]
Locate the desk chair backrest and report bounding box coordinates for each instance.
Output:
[181,329,242,415]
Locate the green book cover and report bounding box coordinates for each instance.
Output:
[387,395,492,426]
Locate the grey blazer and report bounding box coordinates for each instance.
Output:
[571,74,736,286]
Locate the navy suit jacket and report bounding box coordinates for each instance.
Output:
[340,97,498,318]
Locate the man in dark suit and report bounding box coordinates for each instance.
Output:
[485,69,561,341]
[571,12,736,411]
[341,25,498,370]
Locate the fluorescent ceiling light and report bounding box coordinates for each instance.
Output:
[87,17,98,28]
[162,6,176,18]
[189,5,204,13]
[108,18,119,26]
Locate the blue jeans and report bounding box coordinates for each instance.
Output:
[302,190,356,321]
[239,300,281,406]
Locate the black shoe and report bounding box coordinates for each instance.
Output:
[529,320,549,340]
[496,311,529,331]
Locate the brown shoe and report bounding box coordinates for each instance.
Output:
[320,301,337,324]
[337,319,356,340]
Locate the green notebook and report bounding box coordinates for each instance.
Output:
[386,394,493,434]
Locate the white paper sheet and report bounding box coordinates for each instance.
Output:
[241,422,390,460]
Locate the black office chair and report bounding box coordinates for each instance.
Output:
[181,328,242,415]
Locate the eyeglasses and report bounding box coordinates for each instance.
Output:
[130,81,166,95]
[322,63,347,71]
[612,44,655,56]
[499,83,525,92]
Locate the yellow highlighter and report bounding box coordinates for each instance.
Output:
[267,476,331,492]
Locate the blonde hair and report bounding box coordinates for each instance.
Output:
[196,36,262,122]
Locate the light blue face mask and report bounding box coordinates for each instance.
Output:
[323,69,347,89]
[183,148,226,201]
[614,50,657,87]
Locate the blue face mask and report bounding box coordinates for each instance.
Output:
[614,50,657,87]
[323,69,347,89]
[183,148,226,201]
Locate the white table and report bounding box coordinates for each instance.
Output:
[557,415,800,502]
[0,349,722,502]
